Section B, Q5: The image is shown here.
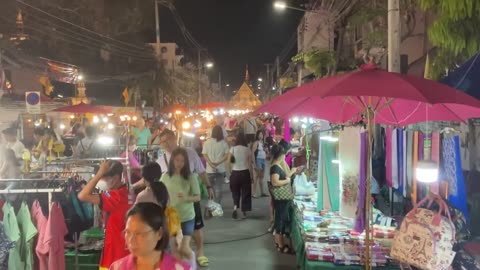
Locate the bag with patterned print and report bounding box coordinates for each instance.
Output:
[390,194,456,270]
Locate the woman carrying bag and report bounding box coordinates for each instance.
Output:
[269,144,298,254]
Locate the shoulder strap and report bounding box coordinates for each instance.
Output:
[163,153,169,166]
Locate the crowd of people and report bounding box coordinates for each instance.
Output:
[0,112,308,269]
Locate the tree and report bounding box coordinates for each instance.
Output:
[292,0,419,78]
[420,0,480,79]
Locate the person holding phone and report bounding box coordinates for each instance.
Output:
[78,160,133,270]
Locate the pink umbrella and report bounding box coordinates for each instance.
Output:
[257,66,480,125]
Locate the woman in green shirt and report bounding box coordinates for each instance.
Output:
[160,148,200,262]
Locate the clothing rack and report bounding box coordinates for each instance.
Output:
[0,188,63,205]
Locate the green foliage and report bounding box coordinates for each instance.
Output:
[348,6,386,26]
[293,49,336,78]
[421,0,480,78]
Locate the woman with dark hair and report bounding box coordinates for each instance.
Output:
[136,162,183,259]
[251,130,268,198]
[269,144,298,254]
[202,125,229,205]
[109,203,191,269]
[160,148,200,262]
[227,132,253,219]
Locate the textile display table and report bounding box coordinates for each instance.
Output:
[290,201,399,270]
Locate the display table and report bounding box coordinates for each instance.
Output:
[290,204,399,270]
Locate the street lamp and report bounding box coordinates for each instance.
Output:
[226,84,230,87]
[273,1,311,12]
[273,1,287,10]
[258,78,263,82]
[77,74,84,80]
[205,62,214,68]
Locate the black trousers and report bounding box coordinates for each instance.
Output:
[229,169,252,212]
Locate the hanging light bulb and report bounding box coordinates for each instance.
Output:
[416,160,439,183]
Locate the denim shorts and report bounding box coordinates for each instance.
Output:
[181,219,195,236]
[256,158,266,170]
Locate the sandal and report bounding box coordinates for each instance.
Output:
[275,243,282,253]
[282,245,295,255]
[197,256,209,267]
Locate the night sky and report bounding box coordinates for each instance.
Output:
[156,0,304,90]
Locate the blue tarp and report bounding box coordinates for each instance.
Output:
[441,53,480,99]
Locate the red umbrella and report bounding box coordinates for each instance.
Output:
[52,102,112,114]
[257,66,480,125]
[193,102,227,110]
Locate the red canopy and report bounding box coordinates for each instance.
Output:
[52,102,112,114]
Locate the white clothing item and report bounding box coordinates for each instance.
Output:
[156,147,206,174]
[254,141,267,159]
[244,117,257,134]
[6,140,25,160]
[230,145,251,171]
[202,138,229,173]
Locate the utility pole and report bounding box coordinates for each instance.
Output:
[218,72,222,101]
[264,63,271,90]
[198,49,202,104]
[154,0,163,109]
[297,62,303,87]
[276,56,280,93]
[388,0,400,73]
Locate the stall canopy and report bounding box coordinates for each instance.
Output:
[229,67,262,110]
[442,52,480,99]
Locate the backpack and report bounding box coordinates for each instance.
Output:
[79,139,94,158]
[391,195,456,270]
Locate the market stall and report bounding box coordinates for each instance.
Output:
[257,65,480,269]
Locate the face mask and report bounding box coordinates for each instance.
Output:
[96,178,116,191]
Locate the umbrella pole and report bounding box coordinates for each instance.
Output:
[365,108,374,270]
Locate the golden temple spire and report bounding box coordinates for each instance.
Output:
[245,64,250,82]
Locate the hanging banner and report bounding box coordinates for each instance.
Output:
[25,91,41,114]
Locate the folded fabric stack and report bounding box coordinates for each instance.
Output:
[333,253,362,265]
[305,243,334,261]
[372,225,396,239]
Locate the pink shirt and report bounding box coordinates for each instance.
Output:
[45,203,68,270]
[109,253,191,270]
[31,200,48,270]
[121,151,140,168]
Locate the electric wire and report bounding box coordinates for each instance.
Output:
[0,17,156,63]
[15,0,150,52]
[204,232,270,245]
[2,3,155,59]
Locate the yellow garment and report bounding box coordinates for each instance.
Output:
[165,206,181,236]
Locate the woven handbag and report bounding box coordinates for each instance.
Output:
[270,184,294,200]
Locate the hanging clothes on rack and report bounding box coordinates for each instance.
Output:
[354,131,367,233]
[441,134,469,222]
[2,202,22,270]
[0,222,14,270]
[385,128,393,188]
[16,201,38,270]
[31,200,48,270]
[338,127,362,219]
[44,202,68,270]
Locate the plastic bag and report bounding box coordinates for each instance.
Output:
[294,172,315,196]
[206,200,223,217]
